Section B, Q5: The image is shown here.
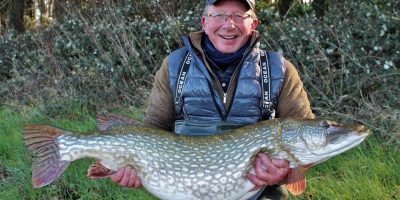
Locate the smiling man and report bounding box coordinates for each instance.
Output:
[202,0,258,53]
[110,0,315,199]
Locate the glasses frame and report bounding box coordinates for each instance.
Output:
[207,12,253,23]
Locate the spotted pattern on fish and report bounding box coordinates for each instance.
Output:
[53,126,277,199]
[24,118,370,200]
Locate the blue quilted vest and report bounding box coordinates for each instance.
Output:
[169,36,285,135]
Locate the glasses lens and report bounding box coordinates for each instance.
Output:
[208,13,251,23]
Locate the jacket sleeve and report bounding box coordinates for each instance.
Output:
[143,57,175,131]
[276,59,315,119]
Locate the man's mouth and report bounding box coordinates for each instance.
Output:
[220,35,238,40]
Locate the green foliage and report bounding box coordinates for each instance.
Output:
[0,0,399,143]
[257,0,400,142]
[256,0,275,11]
[0,1,202,111]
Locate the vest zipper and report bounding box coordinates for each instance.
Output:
[206,81,227,122]
[223,93,227,104]
[223,47,255,119]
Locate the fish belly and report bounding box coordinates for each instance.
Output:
[139,169,258,200]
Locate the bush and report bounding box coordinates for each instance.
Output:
[257,0,399,143]
[0,1,202,111]
[0,1,399,144]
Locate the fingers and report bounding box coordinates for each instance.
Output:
[246,170,266,190]
[255,154,276,178]
[110,167,125,182]
[110,166,142,188]
[119,167,132,186]
[247,153,290,188]
[271,157,289,168]
[258,153,289,177]
[133,175,142,188]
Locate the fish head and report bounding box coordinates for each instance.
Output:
[280,119,370,166]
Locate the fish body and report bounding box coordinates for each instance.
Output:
[24,117,370,200]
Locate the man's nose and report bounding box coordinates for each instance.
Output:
[223,15,236,28]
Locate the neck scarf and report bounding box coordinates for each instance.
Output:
[202,35,250,66]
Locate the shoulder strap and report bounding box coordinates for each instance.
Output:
[260,50,276,120]
[174,52,192,118]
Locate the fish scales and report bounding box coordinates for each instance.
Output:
[24,118,370,200]
[56,126,276,200]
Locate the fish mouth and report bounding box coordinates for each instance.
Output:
[307,130,369,165]
[312,132,367,155]
[353,125,370,135]
[296,128,370,166]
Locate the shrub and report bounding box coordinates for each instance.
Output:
[0,1,398,144]
[0,1,202,111]
[257,0,399,143]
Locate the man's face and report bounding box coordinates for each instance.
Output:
[202,0,259,54]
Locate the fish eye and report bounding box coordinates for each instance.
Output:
[320,120,331,129]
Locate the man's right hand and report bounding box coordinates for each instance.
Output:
[110,166,142,188]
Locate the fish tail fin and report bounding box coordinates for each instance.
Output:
[24,125,71,188]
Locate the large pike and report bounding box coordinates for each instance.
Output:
[24,114,370,200]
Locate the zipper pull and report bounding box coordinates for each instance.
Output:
[223,93,227,104]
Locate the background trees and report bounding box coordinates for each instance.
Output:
[0,2,399,199]
[0,0,335,34]
[0,0,398,143]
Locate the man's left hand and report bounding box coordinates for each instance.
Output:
[246,153,289,190]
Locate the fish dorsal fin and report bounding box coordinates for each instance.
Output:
[285,166,307,196]
[87,160,116,178]
[96,113,143,131]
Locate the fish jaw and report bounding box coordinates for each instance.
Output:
[306,129,368,164]
[281,119,370,166]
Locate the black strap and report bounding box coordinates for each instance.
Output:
[174,52,192,118]
[260,50,276,120]
[175,51,276,120]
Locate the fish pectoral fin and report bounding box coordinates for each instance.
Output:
[284,167,306,196]
[96,113,143,131]
[87,160,116,178]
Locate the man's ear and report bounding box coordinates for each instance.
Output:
[251,18,259,30]
[201,16,207,30]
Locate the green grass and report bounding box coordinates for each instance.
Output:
[0,106,155,200]
[0,106,399,200]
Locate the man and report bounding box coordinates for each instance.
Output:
[110,0,314,199]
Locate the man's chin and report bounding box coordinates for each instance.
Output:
[216,45,240,54]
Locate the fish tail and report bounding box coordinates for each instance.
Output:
[24,125,71,188]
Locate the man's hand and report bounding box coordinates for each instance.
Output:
[246,153,289,190]
[110,166,142,188]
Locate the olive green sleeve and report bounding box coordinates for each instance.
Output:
[143,57,175,131]
[277,60,315,119]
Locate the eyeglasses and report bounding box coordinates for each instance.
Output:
[207,12,253,23]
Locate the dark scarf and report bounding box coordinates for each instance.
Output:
[202,35,250,67]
